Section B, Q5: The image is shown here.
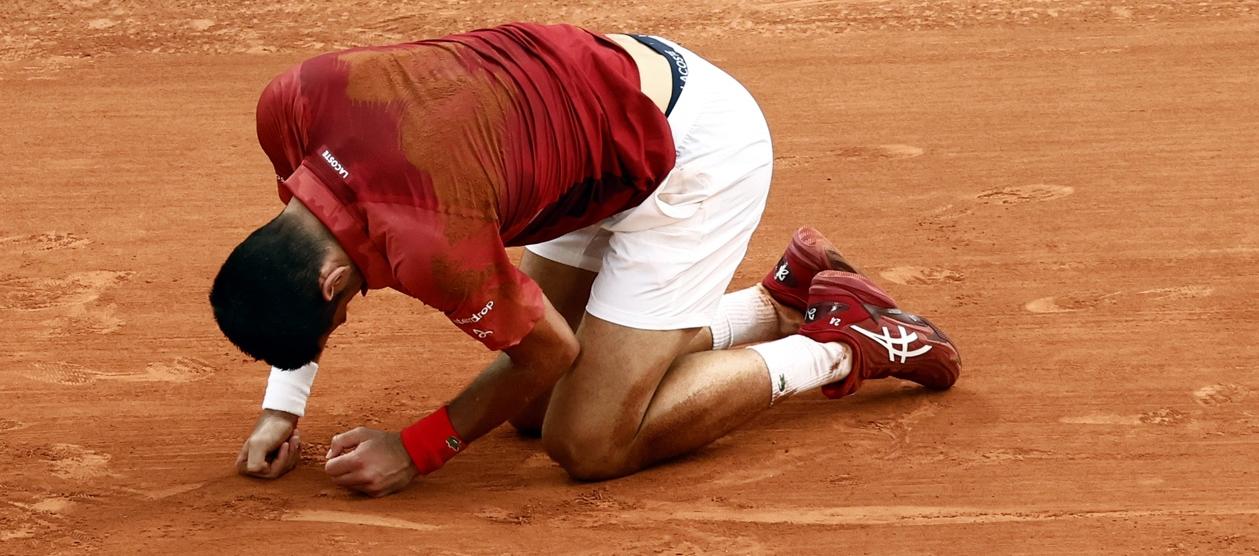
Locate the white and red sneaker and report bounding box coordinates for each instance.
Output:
[798,270,961,399]
[761,227,861,312]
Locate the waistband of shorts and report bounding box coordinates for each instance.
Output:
[626,37,720,157]
[629,34,688,117]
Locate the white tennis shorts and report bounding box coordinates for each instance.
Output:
[526,38,773,330]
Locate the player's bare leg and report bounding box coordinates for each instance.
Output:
[540,227,961,480]
[545,315,823,480]
[510,252,803,435]
[543,282,963,480]
[505,252,595,436]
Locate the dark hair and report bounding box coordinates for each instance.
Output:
[209,215,336,370]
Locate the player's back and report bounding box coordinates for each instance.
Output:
[257,23,676,247]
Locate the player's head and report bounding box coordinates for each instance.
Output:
[209,208,359,370]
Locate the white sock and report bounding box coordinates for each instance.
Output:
[711,287,780,350]
[749,336,852,406]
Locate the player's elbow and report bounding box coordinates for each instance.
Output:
[506,312,581,381]
[547,336,581,375]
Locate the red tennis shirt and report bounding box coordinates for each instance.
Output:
[255,23,675,350]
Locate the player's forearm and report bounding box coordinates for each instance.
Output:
[398,300,577,477]
[446,352,566,442]
[447,310,580,442]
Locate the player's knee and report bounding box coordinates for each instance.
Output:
[541,432,628,482]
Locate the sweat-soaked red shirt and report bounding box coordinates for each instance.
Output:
[255,23,675,350]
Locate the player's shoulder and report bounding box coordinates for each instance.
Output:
[257,46,376,102]
[257,61,301,107]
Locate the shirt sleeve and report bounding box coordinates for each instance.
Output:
[379,206,545,351]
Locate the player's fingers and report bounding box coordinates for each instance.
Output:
[327,427,368,459]
[235,443,248,472]
[284,430,303,471]
[260,441,290,479]
[328,468,373,488]
[324,451,363,477]
[327,429,357,459]
[245,442,268,472]
[245,440,270,475]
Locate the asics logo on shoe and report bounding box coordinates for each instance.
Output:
[850,324,932,363]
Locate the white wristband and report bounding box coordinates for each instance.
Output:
[261,362,319,417]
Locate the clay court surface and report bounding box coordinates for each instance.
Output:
[3,0,1258,553]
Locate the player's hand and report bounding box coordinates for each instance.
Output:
[324,427,418,497]
[236,409,301,479]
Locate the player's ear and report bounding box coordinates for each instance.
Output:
[320,265,353,302]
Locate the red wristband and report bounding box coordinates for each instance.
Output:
[400,406,465,475]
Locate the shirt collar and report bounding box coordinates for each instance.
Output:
[278,161,394,290]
